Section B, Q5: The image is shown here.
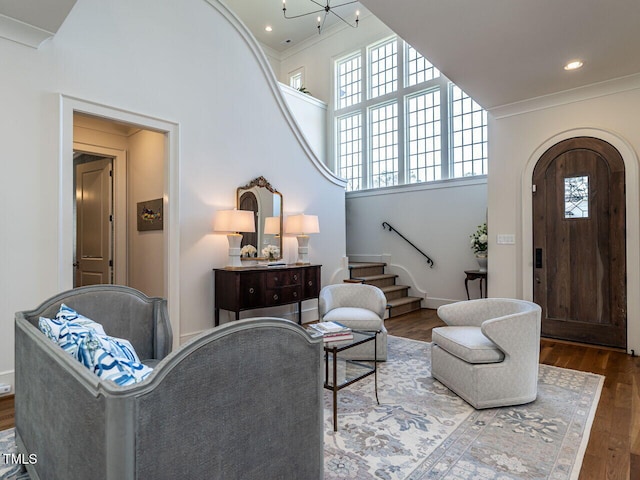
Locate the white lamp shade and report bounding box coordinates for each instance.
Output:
[285,214,320,235]
[214,209,255,233]
[264,216,281,235]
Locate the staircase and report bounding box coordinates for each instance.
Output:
[347,262,423,318]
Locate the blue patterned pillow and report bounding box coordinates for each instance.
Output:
[39,305,153,386]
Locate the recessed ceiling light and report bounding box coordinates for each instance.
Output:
[564,60,584,71]
[265,25,273,32]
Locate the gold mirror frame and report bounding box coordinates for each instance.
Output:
[237,176,283,261]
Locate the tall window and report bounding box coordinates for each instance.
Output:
[334,37,488,191]
[450,85,488,177]
[337,113,362,191]
[336,53,361,109]
[407,90,441,182]
[370,102,398,188]
[289,67,305,90]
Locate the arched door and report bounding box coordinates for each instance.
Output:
[239,191,258,249]
[533,137,626,348]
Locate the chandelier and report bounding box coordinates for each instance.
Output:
[282,0,360,34]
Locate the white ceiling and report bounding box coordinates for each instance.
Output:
[227,0,640,109]
[0,0,76,34]
[361,0,640,108]
[224,0,367,53]
[2,0,639,109]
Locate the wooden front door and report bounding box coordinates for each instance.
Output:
[533,137,626,348]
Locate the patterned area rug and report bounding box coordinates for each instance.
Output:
[323,336,603,480]
[0,336,603,480]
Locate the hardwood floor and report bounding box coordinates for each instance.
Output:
[2,309,638,479]
[0,394,14,431]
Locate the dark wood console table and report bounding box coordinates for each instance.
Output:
[213,264,321,326]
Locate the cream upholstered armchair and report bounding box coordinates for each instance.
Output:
[431,298,542,409]
[318,283,388,361]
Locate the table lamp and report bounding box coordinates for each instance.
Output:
[285,214,319,264]
[264,216,281,236]
[214,209,255,267]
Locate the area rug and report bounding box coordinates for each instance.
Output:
[0,336,603,480]
[323,336,603,480]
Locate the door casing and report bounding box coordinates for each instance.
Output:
[74,156,113,286]
[74,143,128,286]
[61,95,181,350]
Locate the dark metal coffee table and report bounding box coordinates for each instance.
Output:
[323,330,379,431]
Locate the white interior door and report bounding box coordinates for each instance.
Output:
[75,157,113,286]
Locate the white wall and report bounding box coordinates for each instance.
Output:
[488,76,640,354]
[281,83,327,165]
[346,179,487,306]
[0,0,347,390]
[128,129,165,297]
[278,14,394,104]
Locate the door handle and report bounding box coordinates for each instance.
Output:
[535,248,543,269]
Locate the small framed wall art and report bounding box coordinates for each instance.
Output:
[137,198,163,231]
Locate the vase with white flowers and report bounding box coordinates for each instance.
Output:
[240,244,257,258]
[470,223,488,272]
[262,245,280,261]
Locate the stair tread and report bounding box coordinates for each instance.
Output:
[380,285,410,293]
[348,262,387,269]
[387,296,422,307]
[352,274,398,281]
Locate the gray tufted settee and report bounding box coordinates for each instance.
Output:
[15,285,323,480]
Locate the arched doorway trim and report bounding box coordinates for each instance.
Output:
[521,128,640,354]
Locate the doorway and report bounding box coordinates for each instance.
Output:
[532,137,626,348]
[61,95,180,347]
[72,112,166,298]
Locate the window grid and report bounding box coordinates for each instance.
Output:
[369,39,397,99]
[406,90,441,183]
[337,113,363,192]
[406,44,440,87]
[336,54,361,109]
[333,37,487,191]
[370,102,398,188]
[289,72,303,90]
[450,85,488,178]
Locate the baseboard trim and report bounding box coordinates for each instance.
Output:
[0,370,14,396]
[424,297,458,310]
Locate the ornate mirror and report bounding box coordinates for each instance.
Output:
[237,176,283,261]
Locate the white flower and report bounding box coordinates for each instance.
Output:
[240,244,256,257]
[469,223,488,254]
[262,245,280,259]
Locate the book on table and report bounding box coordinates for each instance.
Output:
[307,321,353,342]
[309,321,351,335]
[321,331,353,343]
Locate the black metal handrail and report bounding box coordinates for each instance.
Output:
[382,221,434,268]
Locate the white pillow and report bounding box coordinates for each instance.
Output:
[39,305,153,386]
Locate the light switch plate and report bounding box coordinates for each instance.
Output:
[497,234,516,245]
